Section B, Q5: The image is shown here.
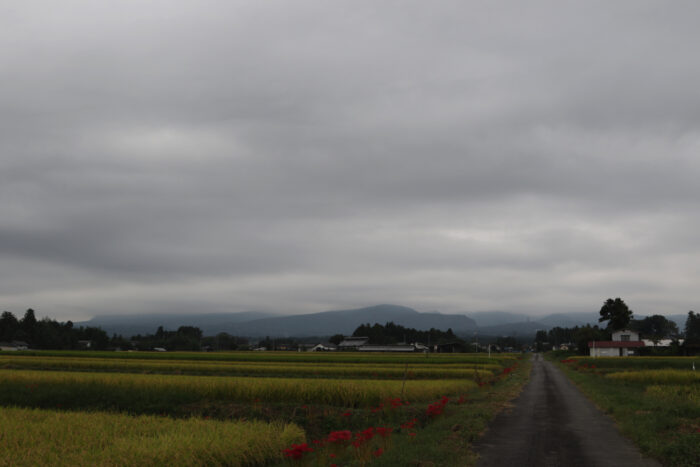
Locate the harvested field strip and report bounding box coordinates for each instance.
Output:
[0,369,478,411]
[12,350,516,365]
[0,355,501,379]
[0,406,304,467]
[605,369,700,384]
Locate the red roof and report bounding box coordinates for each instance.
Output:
[588,341,645,348]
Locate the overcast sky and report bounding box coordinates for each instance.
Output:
[2,1,700,321]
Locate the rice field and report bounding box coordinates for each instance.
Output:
[606,369,700,384]
[0,368,478,409]
[0,407,304,467]
[12,349,517,365]
[0,350,523,466]
[0,354,500,379]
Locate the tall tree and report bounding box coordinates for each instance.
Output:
[20,308,38,342]
[598,297,633,331]
[636,315,678,344]
[685,311,700,345]
[0,311,19,341]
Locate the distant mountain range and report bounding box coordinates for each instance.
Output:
[77,305,689,340]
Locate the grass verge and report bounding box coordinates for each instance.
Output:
[369,354,532,467]
[549,355,700,467]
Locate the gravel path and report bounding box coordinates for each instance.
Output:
[474,353,661,467]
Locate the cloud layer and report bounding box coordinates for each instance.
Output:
[2,1,700,320]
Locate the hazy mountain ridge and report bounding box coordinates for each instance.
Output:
[77,311,278,337]
[77,306,690,339]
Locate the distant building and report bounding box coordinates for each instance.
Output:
[358,344,417,352]
[0,341,29,351]
[338,336,369,350]
[589,329,644,357]
[641,338,683,347]
[309,343,337,352]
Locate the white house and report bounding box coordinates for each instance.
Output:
[588,329,644,357]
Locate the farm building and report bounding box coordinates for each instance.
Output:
[308,343,337,352]
[358,343,427,352]
[588,329,645,357]
[0,341,29,351]
[337,336,369,350]
[641,338,683,347]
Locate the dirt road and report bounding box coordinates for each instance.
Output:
[474,354,660,467]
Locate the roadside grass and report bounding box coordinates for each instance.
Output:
[551,356,700,467]
[370,354,532,467]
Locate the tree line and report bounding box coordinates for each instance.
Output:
[1,309,111,350]
[350,321,467,348]
[0,309,250,351]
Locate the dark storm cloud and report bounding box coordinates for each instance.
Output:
[2,1,700,320]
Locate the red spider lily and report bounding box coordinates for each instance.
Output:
[282,443,313,460]
[408,432,417,437]
[341,411,352,417]
[401,418,417,430]
[375,426,393,438]
[426,397,448,417]
[328,430,352,443]
[456,395,467,404]
[357,427,375,441]
[387,397,404,408]
[426,404,443,417]
[373,448,384,457]
[371,403,385,413]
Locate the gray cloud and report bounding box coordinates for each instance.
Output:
[2,1,700,321]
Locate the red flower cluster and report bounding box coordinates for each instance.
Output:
[327,430,352,444]
[426,396,449,417]
[387,397,406,408]
[456,395,467,404]
[282,443,313,460]
[560,359,575,364]
[375,426,393,438]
